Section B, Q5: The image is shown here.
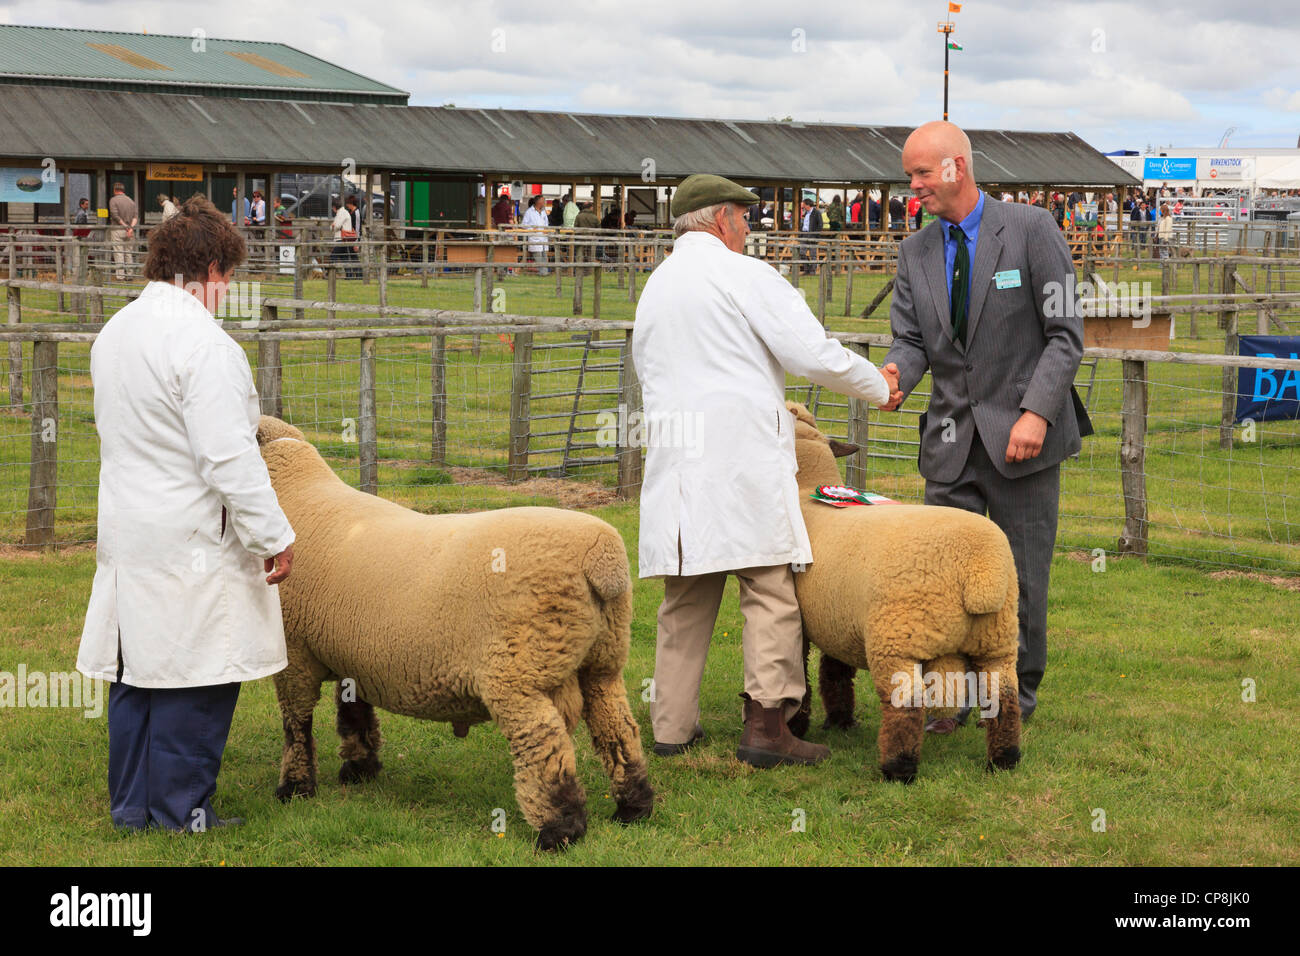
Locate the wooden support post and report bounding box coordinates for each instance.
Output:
[25,339,58,548]
[1190,262,1200,338]
[627,255,637,303]
[359,337,378,495]
[1117,358,1148,556]
[293,248,304,322]
[817,263,828,325]
[485,242,496,311]
[843,244,855,315]
[421,231,429,288]
[87,266,103,322]
[326,267,337,362]
[508,331,533,482]
[572,259,583,315]
[256,306,282,419]
[473,265,483,313]
[1219,261,1238,450]
[7,285,22,406]
[617,329,643,499]
[845,342,871,492]
[430,332,446,466]
[72,241,86,318]
[593,264,602,320]
[377,238,388,314]
[55,245,65,314]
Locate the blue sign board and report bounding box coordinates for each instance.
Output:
[1143,157,1197,181]
[1236,335,1300,424]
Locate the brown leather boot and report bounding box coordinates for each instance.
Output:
[736,694,830,768]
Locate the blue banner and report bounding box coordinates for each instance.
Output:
[1143,157,1197,181]
[1236,336,1300,424]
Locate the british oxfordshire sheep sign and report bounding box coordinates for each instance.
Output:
[1235,336,1300,424]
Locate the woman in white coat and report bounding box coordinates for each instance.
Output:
[77,195,295,832]
[521,194,550,275]
[635,174,900,767]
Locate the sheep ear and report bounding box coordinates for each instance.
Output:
[829,440,860,458]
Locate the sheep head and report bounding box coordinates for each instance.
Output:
[786,401,860,491]
[257,415,306,445]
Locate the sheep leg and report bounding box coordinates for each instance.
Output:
[336,682,383,784]
[273,670,322,801]
[819,652,858,730]
[972,653,1022,772]
[787,633,813,739]
[484,688,588,851]
[868,654,924,784]
[579,669,654,825]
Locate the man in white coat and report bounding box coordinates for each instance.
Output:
[635,174,900,767]
[77,195,295,832]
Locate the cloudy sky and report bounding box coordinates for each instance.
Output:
[4,0,1297,151]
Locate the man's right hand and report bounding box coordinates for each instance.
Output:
[265,544,293,584]
[877,362,905,411]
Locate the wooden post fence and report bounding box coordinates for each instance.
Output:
[431,331,447,466]
[359,336,378,495]
[617,329,642,499]
[508,331,533,482]
[25,340,58,548]
[1117,357,1148,556]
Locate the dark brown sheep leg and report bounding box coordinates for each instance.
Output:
[819,652,859,729]
[579,669,654,825]
[273,670,321,801]
[336,681,383,784]
[868,654,924,784]
[972,654,1021,772]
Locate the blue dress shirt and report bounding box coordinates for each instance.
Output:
[943,190,986,309]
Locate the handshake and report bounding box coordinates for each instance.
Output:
[876,362,905,412]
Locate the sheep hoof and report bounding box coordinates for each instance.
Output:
[986,747,1021,772]
[786,713,811,739]
[535,816,587,852]
[611,779,655,825]
[822,714,858,731]
[275,780,316,802]
[879,755,918,784]
[338,755,382,784]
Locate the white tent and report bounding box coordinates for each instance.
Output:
[1255,156,1300,190]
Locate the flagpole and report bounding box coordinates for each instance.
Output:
[943,34,949,121]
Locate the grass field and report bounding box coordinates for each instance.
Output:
[1,506,1297,865]
[1,259,1298,865]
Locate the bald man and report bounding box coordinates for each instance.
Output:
[880,121,1090,728]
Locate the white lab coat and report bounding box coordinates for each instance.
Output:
[77,281,295,688]
[633,231,890,578]
[521,206,549,252]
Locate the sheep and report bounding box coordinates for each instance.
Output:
[255,416,653,850]
[783,402,1022,783]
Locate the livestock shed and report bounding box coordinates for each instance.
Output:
[0,24,1137,234]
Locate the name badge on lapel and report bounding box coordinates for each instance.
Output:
[994,269,1022,290]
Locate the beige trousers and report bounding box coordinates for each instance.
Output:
[651,563,805,745]
[109,228,131,280]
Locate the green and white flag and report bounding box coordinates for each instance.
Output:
[947,41,963,50]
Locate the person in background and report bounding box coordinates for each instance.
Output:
[249,190,267,228]
[563,193,580,228]
[1156,203,1174,259]
[232,187,251,226]
[159,194,179,221]
[274,197,293,241]
[107,182,138,282]
[798,197,822,273]
[548,192,567,227]
[492,191,515,226]
[76,194,294,833]
[73,196,92,239]
[330,198,357,279]
[522,194,550,275]
[826,194,844,232]
[344,195,362,279]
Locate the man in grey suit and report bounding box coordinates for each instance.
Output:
[880,121,1090,726]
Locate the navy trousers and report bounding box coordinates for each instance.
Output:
[107,680,241,832]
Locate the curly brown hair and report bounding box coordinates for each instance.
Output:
[143,194,246,285]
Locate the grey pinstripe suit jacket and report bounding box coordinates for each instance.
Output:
[884,195,1090,483]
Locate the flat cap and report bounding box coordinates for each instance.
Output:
[671,174,759,217]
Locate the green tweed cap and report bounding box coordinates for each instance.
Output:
[671,174,759,217]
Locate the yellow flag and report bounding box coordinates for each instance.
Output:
[949,2,962,11]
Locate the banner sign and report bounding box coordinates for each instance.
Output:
[146,163,203,182]
[1143,157,1197,181]
[1236,335,1300,424]
[1203,157,1253,181]
[0,167,61,203]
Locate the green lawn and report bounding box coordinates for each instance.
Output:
[0,505,1296,865]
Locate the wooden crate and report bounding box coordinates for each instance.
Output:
[1083,310,1172,350]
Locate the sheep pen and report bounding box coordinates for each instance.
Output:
[256,415,654,850]
[785,402,1022,783]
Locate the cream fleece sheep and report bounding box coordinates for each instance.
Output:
[785,402,1022,782]
[256,416,653,850]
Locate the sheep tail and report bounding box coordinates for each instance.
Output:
[961,534,1016,616]
[583,529,632,603]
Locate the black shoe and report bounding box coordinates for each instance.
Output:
[653,726,706,757]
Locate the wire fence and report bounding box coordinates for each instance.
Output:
[3,249,1299,575]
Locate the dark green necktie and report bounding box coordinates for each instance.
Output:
[949,224,969,347]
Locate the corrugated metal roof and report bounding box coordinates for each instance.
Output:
[0,84,1138,187]
[0,25,407,103]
